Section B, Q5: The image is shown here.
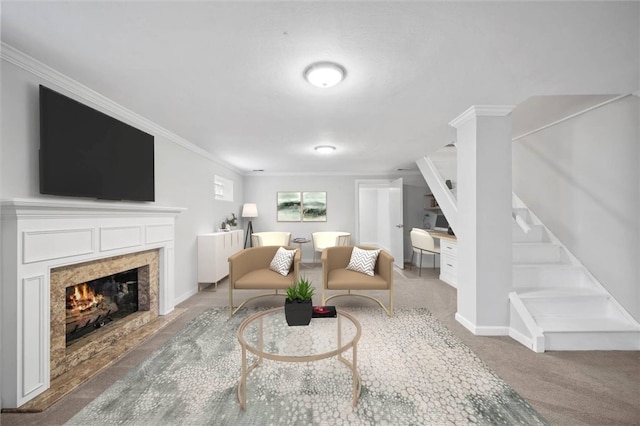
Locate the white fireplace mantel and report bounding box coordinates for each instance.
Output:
[1,198,185,409]
[1,197,186,217]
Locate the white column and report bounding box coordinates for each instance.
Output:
[449,105,514,334]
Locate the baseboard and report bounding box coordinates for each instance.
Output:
[455,313,510,336]
[508,328,536,351]
[174,286,199,306]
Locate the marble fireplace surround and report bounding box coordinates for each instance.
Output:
[0,199,184,409]
[50,250,158,380]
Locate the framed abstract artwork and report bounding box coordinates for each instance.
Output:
[302,191,327,222]
[277,192,302,222]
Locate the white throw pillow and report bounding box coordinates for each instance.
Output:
[270,247,297,276]
[346,247,380,276]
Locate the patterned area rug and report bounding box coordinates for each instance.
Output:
[66,307,548,425]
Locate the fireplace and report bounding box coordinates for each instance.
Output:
[1,198,182,409]
[50,250,159,380]
[65,267,141,345]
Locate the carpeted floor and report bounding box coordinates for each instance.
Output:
[66,306,547,426]
[2,266,638,425]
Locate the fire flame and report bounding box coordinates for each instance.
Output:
[66,283,104,314]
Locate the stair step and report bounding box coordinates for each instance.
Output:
[512,243,565,264]
[523,293,615,315]
[521,294,636,332]
[512,264,591,289]
[512,223,549,242]
[512,208,532,223]
[535,315,639,332]
[516,287,601,298]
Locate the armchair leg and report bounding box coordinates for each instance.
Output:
[324,292,394,317]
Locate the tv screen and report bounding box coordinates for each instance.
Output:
[39,85,155,201]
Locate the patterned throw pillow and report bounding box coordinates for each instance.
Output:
[346,246,380,276]
[270,247,297,276]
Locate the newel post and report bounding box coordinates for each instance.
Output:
[449,105,514,335]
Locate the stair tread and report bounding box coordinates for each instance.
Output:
[534,315,640,332]
[513,263,580,269]
[512,241,557,246]
[512,260,570,266]
[516,288,602,298]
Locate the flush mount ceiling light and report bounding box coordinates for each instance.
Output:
[304,62,346,88]
[314,145,336,154]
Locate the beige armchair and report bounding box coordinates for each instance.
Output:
[311,231,351,263]
[251,232,291,247]
[321,245,394,316]
[228,245,300,316]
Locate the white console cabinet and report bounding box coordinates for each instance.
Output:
[439,239,458,288]
[197,230,244,289]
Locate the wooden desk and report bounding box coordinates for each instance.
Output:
[427,230,457,288]
[427,229,457,243]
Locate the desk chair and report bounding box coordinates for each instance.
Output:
[311,232,351,264]
[410,228,440,276]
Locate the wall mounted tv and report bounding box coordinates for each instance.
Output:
[39,85,155,201]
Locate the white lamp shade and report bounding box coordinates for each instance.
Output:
[242,203,258,218]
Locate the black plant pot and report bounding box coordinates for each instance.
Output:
[284,299,313,326]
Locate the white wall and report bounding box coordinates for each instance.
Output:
[0,56,245,306]
[513,95,640,320]
[243,174,416,263]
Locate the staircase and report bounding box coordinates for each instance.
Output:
[419,146,640,352]
[509,195,640,352]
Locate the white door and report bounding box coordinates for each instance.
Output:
[356,179,404,269]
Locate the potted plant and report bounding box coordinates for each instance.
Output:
[223,213,237,230]
[284,276,314,326]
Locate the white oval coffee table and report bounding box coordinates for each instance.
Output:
[236,306,361,410]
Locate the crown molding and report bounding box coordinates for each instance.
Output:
[0,42,243,175]
[449,105,515,129]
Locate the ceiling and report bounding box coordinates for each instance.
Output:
[1,1,638,176]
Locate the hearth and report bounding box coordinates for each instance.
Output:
[65,268,140,345]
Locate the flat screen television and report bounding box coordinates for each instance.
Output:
[39,85,155,201]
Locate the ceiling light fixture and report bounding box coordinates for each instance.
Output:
[304,62,346,88]
[314,145,336,154]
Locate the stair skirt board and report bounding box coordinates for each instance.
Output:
[509,293,545,352]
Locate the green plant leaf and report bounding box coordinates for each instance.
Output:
[285,275,314,301]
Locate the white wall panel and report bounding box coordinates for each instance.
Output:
[21,275,46,397]
[146,224,173,244]
[23,229,94,263]
[100,226,142,252]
